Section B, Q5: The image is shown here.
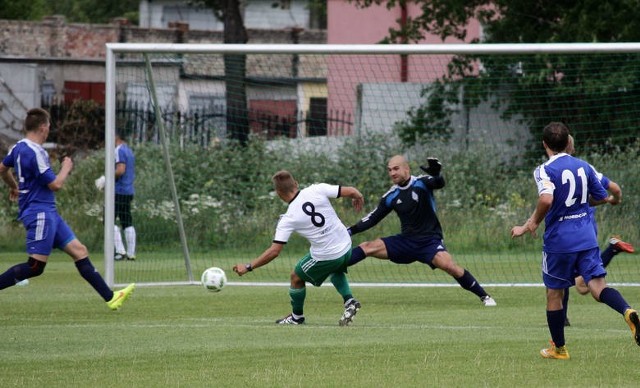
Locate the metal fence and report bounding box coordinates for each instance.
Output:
[116,101,355,145]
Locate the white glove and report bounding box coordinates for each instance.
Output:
[95,175,106,190]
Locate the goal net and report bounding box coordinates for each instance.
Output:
[104,43,640,288]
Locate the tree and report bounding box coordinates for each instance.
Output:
[48,0,139,23]
[0,0,50,20]
[353,0,640,153]
[193,0,250,144]
[0,0,139,23]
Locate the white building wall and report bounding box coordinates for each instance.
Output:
[139,0,310,30]
[0,63,40,139]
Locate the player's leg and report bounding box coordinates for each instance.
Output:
[57,216,134,310]
[0,212,53,290]
[432,250,496,306]
[114,194,128,260]
[124,226,136,260]
[588,277,640,346]
[574,275,589,295]
[580,247,640,346]
[563,288,571,326]
[330,271,361,326]
[541,251,578,359]
[540,287,570,359]
[348,238,388,266]
[601,236,634,268]
[114,225,127,260]
[330,251,361,326]
[276,270,306,324]
[121,195,136,260]
[0,255,47,290]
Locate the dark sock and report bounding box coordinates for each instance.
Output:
[75,258,113,301]
[601,245,617,268]
[599,287,630,315]
[455,269,488,298]
[563,288,570,321]
[547,309,565,347]
[347,246,366,266]
[0,257,46,290]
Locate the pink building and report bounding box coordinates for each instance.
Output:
[326,1,482,135]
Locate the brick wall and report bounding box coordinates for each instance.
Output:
[0,16,326,60]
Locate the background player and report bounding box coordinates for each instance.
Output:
[511,122,639,359]
[0,108,134,310]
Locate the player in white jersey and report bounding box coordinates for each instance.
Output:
[511,122,639,359]
[233,170,364,326]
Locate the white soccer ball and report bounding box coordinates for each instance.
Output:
[201,267,227,292]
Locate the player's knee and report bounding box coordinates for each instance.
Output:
[290,272,304,287]
[27,257,47,277]
[360,239,385,257]
[66,240,89,259]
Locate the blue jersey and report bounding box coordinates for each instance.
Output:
[350,175,445,239]
[2,139,57,219]
[534,153,608,253]
[587,163,610,233]
[115,143,135,195]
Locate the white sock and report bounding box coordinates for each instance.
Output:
[124,226,136,257]
[114,225,126,255]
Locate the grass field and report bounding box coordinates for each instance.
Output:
[1,253,640,387]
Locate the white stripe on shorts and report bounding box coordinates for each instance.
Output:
[301,258,317,273]
[35,212,45,241]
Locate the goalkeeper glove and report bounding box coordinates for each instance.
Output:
[420,158,442,176]
[94,175,106,190]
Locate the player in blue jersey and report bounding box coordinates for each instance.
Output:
[0,108,134,310]
[511,122,639,359]
[232,170,365,326]
[346,154,496,307]
[562,135,635,326]
[113,130,136,261]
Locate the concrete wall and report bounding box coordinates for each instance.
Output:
[139,0,312,31]
[0,16,326,60]
[0,16,327,141]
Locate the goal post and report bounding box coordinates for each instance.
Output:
[104,42,640,288]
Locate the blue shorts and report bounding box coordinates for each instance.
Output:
[22,211,76,256]
[542,247,606,289]
[381,235,447,269]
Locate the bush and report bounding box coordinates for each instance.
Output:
[0,133,637,254]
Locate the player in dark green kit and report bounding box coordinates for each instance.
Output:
[347,155,496,306]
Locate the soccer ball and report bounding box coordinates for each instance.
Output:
[201,267,227,292]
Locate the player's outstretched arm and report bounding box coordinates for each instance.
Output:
[511,194,552,238]
[233,242,284,276]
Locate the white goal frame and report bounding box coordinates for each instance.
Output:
[104,42,640,287]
